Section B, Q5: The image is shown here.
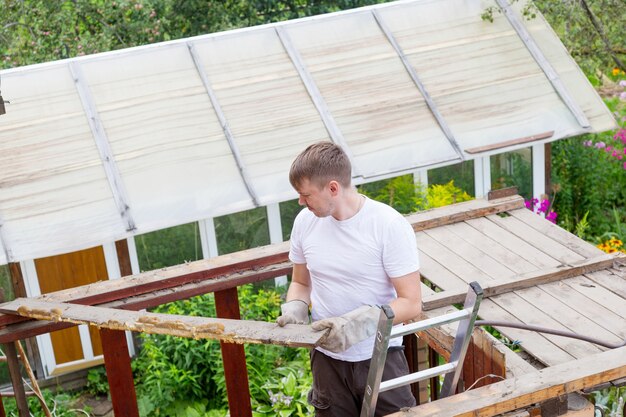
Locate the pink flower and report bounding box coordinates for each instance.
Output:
[583,140,593,147]
[546,211,558,224]
[620,80,626,87]
[596,142,606,149]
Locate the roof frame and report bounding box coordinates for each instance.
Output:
[69,62,137,232]
[187,42,261,207]
[496,0,590,129]
[275,26,361,177]
[372,9,465,161]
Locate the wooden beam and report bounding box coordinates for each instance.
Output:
[3,341,29,416]
[115,240,133,277]
[215,288,252,417]
[0,299,323,347]
[385,346,626,417]
[405,196,525,232]
[0,242,291,327]
[422,253,621,311]
[0,262,292,342]
[464,131,554,154]
[101,329,139,417]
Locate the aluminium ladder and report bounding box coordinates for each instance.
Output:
[361,281,483,417]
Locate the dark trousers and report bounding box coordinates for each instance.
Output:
[308,347,416,417]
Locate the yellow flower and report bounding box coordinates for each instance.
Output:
[613,68,621,76]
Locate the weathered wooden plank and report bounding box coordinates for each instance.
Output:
[508,209,603,259]
[481,330,537,379]
[477,299,575,366]
[424,227,517,280]
[513,286,622,346]
[385,346,626,417]
[566,275,626,320]
[423,254,618,311]
[490,292,602,358]
[486,214,585,264]
[0,299,323,348]
[419,252,469,292]
[445,222,537,274]
[540,280,625,340]
[0,262,293,343]
[584,269,626,299]
[464,217,561,269]
[405,195,525,232]
[416,232,493,288]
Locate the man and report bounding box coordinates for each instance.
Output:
[276,142,422,416]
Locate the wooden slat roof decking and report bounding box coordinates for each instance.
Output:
[417,204,626,368]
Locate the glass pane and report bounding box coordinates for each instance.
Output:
[0,265,15,302]
[215,207,270,255]
[359,174,422,215]
[490,148,533,200]
[280,199,302,241]
[135,222,202,271]
[428,160,475,197]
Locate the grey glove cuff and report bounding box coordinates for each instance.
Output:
[276,299,310,327]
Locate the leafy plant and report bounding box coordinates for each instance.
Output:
[359,175,472,215]
[85,366,110,397]
[590,386,625,417]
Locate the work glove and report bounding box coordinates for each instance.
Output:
[276,299,310,326]
[312,305,381,353]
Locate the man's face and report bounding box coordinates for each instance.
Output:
[296,178,334,218]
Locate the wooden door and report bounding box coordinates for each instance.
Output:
[34,246,107,366]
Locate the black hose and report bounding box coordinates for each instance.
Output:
[475,320,626,349]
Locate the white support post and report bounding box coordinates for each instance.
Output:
[267,204,288,287]
[413,169,428,192]
[532,144,546,199]
[20,260,56,376]
[199,218,219,259]
[474,157,491,199]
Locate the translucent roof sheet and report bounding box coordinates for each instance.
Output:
[0,0,616,263]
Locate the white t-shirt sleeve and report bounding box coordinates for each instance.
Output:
[289,210,306,264]
[382,216,420,278]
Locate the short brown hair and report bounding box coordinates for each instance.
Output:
[289,142,352,189]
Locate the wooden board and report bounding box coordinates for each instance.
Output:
[477,299,576,366]
[416,232,493,287]
[489,292,602,359]
[486,214,585,265]
[0,299,323,348]
[443,222,538,274]
[464,217,561,269]
[566,275,626,320]
[540,280,625,340]
[404,195,525,232]
[422,254,619,310]
[513,286,622,345]
[508,209,603,259]
[385,346,626,417]
[424,227,517,280]
[584,269,626,299]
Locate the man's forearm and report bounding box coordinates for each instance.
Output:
[286,281,312,305]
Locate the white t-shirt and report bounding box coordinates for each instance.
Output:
[289,196,420,361]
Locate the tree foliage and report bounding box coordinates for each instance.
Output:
[0,0,388,69]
